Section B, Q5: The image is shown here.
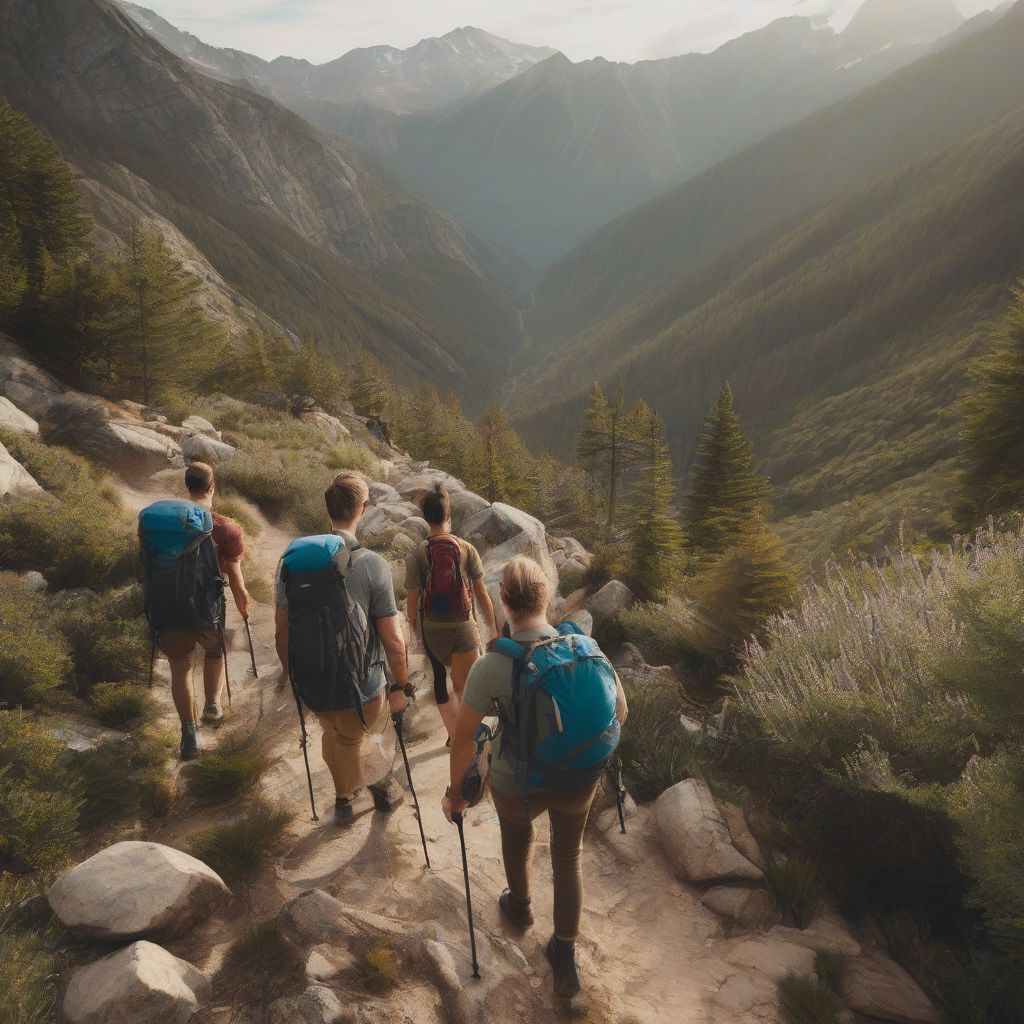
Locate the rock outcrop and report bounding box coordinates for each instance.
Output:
[0,440,43,498]
[62,941,209,1024]
[844,949,942,1024]
[181,414,220,439]
[588,579,634,626]
[47,841,230,940]
[0,395,39,433]
[179,431,236,464]
[268,984,347,1024]
[654,779,764,883]
[0,337,64,419]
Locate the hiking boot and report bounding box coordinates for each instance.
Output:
[499,889,534,929]
[179,723,199,761]
[334,797,354,827]
[201,702,223,724]
[545,936,582,999]
[368,774,404,813]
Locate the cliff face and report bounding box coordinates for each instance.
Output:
[0,0,521,399]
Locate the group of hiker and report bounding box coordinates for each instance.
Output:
[139,464,627,1000]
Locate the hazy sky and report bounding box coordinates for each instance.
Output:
[139,1,994,64]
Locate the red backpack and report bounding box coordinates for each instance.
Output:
[423,536,472,617]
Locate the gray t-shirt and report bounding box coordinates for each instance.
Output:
[276,529,398,700]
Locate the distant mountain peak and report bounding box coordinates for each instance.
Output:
[841,0,964,53]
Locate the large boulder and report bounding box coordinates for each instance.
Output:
[588,579,634,626]
[181,414,221,440]
[300,409,350,443]
[467,503,559,598]
[368,481,401,506]
[449,488,489,531]
[394,468,464,505]
[43,394,183,477]
[844,949,942,1024]
[62,941,210,1024]
[0,395,39,434]
[654,779,764,883]
[0,441,43,498]
[0,337,64,418]
[47,841,230,940]
[725,936,816,981]
[279,889,359,947]
[180,432,236,465]
[701,887,775,930]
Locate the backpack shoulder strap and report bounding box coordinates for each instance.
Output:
[493,637,527,661]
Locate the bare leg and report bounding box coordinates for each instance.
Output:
[450,648,479,705]
[203,651,225,706]
[168,656,196,725]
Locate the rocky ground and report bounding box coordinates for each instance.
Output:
[1,337,942,1024]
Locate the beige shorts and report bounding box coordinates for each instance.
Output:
[158,627,223,663]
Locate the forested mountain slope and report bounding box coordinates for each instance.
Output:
[514,1,1024,557]
[0,0,522,402]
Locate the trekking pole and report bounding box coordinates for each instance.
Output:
[291,680,319,822]
[243,616,258,678]
[613,757,628,835]
[453,812,481,979]
[393,713,430,869]
[220,629,232,708]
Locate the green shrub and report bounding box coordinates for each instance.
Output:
[91,683,155,727]
[0,576,70,706]
[766,854,820,929]
[0,429,116,504]
[214,919,303,1007]
[813,950,848,995]
[54,586,149,694]
[616,676,695,801]
[557,563,587,598]
[190,797,291,884]
[777,972,844,1024]
[185,725,277,803]
[214,495,262,538]
[69,742,139,824]
[0,883,56,1024]
[324,440,377,474]
[246,573,273,606]
[621,594,704,667]
[364,941,400,993]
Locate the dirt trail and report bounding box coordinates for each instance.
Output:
[122,473,777,1024]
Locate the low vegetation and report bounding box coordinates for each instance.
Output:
[91,683,155,727]
[0,881,57,1024]
[363,940,401,994]
[190,798,292,885]
[765,855,820,930]
[185,724,277,803]
[214,919,304,1008]
[776,972,844,1024]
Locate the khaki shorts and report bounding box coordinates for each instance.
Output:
[422,618,480,665]
[158,627,223,663]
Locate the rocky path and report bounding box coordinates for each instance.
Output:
[117,472,798,1024]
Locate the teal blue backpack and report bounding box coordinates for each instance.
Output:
[494,622,620,793]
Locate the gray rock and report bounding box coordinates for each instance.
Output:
[721,803,768,872]
[565,609,593,636]
[611,643,645,672]
[588,580,634,626]
[181,414,221,439]
[844,949,941,1024]
[0,440,43,498]
[21,570,47,594]
[399,516,430,541]
[448,488,489,531]
[725,936,816,981]
[547,534,591,567]
[422,939,463,993]
[300,409,350,442]
[0,337,64,419]
[279,889,359,947]
[43,393,183,477]
[701,887,775,930]
[47,841,229,940]
[0,395,39,434]
[269,985,346,1024]
[654,779,764,884]
[180,432,236,465]
[367,481,401,506]
[62,941,210,1024]
[394,468,464,505]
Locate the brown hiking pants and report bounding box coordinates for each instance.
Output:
[316,691,389,801]
[491,783,599,942]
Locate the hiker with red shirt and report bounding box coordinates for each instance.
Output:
[157,461,251,756]
[405,483,498,742]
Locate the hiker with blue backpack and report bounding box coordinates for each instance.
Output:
[442,555,628,998]
[138,462,252,760]
[274,473,414,826]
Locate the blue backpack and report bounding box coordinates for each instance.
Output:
[494,621,620,792]
[139,500,225,638]
[280,535,378,718]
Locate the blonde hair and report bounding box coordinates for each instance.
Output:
[500,556,549,618]
[324,473,369,522]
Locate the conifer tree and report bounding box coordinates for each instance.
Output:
[112,227,223,403]
[683,382,770,556]
[692,508,796,656]
[475,406,534,506]
[282,337,347,413]
[957,283,1024,527]
[349,351,394,418]
[627,404,686,598]
[575,382,646,537]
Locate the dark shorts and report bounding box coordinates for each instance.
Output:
[158,627,223,662]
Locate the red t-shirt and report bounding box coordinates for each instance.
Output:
[212,513,244,570]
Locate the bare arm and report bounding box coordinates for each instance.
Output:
[224,560,250,620]
[443,700,486,821]
[614,669,628,726]
[472,577,498,641]
[374,614,410,714]
[406,588,420,636]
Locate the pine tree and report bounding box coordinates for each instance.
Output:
[282,337,347,413]
[627,404,686,598]
[692,508,796,656]
[349,351,394,419]
[575,382,646,537]
[683,382,771,556]
[474,406,535,506]
[111,227,224,403]
[957,283,1024,527]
